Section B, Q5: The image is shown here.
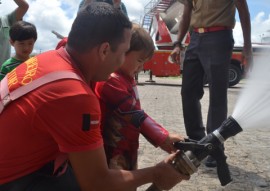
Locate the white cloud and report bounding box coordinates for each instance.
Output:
[233,12,270,45]
[1,0,270,54]
[252,12,270,43]
[24,0,76,53]
[0,0,77,54]
[233,22,244,45]
[122,0,145,23]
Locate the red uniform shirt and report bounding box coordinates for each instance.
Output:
[0,47,103,184]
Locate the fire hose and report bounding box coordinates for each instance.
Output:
[146,116,243,191]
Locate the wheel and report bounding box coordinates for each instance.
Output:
[229,64,242,87]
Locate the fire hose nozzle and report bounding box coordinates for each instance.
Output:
[146,116,242,190]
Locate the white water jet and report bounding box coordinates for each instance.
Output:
[232,54,270,129]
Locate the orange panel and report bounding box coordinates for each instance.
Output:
[144,51,181,77]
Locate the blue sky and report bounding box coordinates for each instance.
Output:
[1,0,270,53]
[233,0,270,44]
[246,0,270,19]
[234,0,270,22]
[234,0,270,44]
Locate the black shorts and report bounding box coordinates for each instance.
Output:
[0,162,80,191]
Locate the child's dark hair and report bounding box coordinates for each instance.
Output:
[9,21,37,42]
[127,23,155,59]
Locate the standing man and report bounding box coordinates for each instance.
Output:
[0,0,29,67]
[0,3,188,191]
[171,0,252,167]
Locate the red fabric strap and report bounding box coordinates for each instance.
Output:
[193,26,231,33]
[0,71,83,114]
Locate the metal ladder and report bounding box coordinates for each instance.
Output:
[141,0,176,32]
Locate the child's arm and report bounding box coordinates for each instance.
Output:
[140,115,169,146]
[140,115,185,153]
[158,133,185,153]
[96,77,185,153]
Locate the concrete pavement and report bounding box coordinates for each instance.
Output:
[136,74,270,191]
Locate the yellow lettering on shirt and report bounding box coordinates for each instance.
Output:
[7,57,39,90]
[21,57,38,85]
[7,69,18,89]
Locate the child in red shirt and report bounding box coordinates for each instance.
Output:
[95,24,185,171]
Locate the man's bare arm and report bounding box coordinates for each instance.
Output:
[176,0,193,44]
[170,1,193,63]
[14,0,29,21]
[69,147,188,191]
[235,0,253,68]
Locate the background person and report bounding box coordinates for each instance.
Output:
[0,20,37,80]
[0,3,188,191]
[170,0,252,167]
[0,0,29,67]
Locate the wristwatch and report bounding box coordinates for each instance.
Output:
[173,41,184,48]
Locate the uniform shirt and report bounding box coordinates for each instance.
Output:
[0,47,103,184]
[178,0,236,28]
[0,57,23,80]
[0,11,17,67]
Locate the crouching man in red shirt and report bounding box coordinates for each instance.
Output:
[0,2,189,191]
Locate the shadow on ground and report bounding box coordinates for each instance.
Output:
[197,164,270,191]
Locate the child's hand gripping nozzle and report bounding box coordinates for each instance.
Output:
[146,116,243,191]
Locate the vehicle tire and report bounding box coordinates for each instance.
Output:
[229,64,242,87]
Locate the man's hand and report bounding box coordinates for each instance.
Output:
[153,152,190,190]
[169,46,181,64]
[235,0,253,73]
[159,133,185,153]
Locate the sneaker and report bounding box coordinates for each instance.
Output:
[205,156,217,168]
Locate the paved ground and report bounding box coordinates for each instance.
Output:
[136,73,270,191]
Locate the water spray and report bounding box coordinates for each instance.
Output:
[231,54,270,129]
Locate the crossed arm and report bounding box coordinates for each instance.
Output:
[13,0,29,21]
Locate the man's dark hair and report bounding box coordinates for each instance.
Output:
[9,21,37,42]
[68,2,132,53]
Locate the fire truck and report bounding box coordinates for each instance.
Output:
[141,0,270,87]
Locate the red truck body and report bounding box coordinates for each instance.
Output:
[144,50,180,77]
